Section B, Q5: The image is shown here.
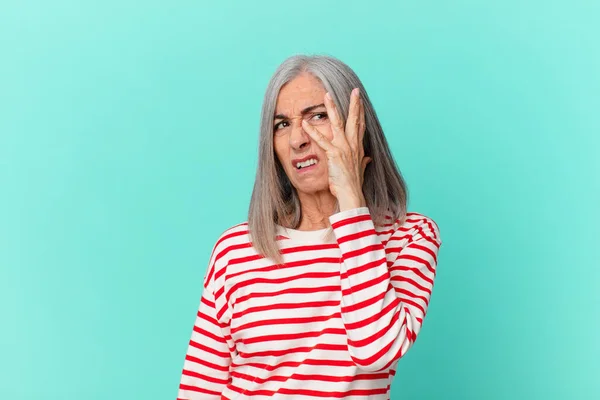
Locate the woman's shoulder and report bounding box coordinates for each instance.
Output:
[202,221,252,282]
[378,208,436,224]
[210,221,252,255]
[379,209,441,237]
[404,211,439,226]
[396,211,442,245]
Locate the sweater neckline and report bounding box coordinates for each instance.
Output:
[276,225,336,244]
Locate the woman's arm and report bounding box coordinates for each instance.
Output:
[329,207,442,372]
[177,267,232,398]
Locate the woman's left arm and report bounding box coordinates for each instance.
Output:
[303,88,442,370]
[329,207,442,372]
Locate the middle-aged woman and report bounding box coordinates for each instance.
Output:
[177,54,442,400]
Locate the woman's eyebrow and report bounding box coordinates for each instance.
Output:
[274,103,326,120]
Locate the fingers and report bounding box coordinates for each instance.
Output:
[360,156,372,186]
[313,88,366,158]
[362,156,372,170]
[324,92,344,139]
[301,119,334,151]
[345,88,361,152]
[358,96,366,149]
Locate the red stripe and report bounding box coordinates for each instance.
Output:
[231,358,355,372]
[235,285,341,306]
[337,227,377,244]
[341,258,385,280]
[233,300,340,319]
[189,339,230,358]
[341,269,389,298]
[241,327,346,345]
[341,244,385,262]
[199,295,215,308]
[391,275,432,296]
[414,221,441,248]
[231,370,388,384]
[396,295,427,315]
[406,242,439,264]
[341,290,386,314]
[185,354,229,372]
[231,312,342,335]
[347,307,402,349]
[238,342,348,359]
[227,255,340,281]
[213,242,254,280]
[331,213,372,229]
[395,253,436,275]
[192,325,227,344]
[197,308,218,325]
[349,312,409,370]
[389,265,434,285]
[178,384,221,396]
[226,243,339,270]
[226,270,339,304]
[344,296,400,331]
[228,384,388,398]
[182,369,229,385]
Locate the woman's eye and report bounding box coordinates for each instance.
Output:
[274,121,289,131]
[312,112,328,121]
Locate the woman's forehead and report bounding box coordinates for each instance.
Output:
[276,75,326,115]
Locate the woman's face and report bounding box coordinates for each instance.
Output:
[273,73,333,195]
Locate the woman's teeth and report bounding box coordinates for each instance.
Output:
[296,159,318,169]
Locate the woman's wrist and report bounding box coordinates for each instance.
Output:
[338,193,366,211]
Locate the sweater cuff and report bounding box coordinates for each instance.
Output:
[329,207,371,226]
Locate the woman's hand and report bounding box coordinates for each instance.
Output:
[301,88,372,211]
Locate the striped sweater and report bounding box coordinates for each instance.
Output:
[177,207,442,399]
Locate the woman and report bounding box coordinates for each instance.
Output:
[177,54,442,399]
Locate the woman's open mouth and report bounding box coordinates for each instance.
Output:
[293,157,319,174]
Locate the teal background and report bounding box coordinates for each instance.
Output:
[1,0,598,399]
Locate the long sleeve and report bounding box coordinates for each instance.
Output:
[177,278,232,399]
[329,207,442,372]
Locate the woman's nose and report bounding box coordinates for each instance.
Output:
[289,119,310,150]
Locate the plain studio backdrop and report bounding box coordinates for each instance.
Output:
[1,1,598,399]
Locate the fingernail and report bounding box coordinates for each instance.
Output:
[325,92,331,100]
[353,88,360,97]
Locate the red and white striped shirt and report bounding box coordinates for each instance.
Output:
[177,207,442,399]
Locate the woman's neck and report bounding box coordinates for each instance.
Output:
[295,190,337,230]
